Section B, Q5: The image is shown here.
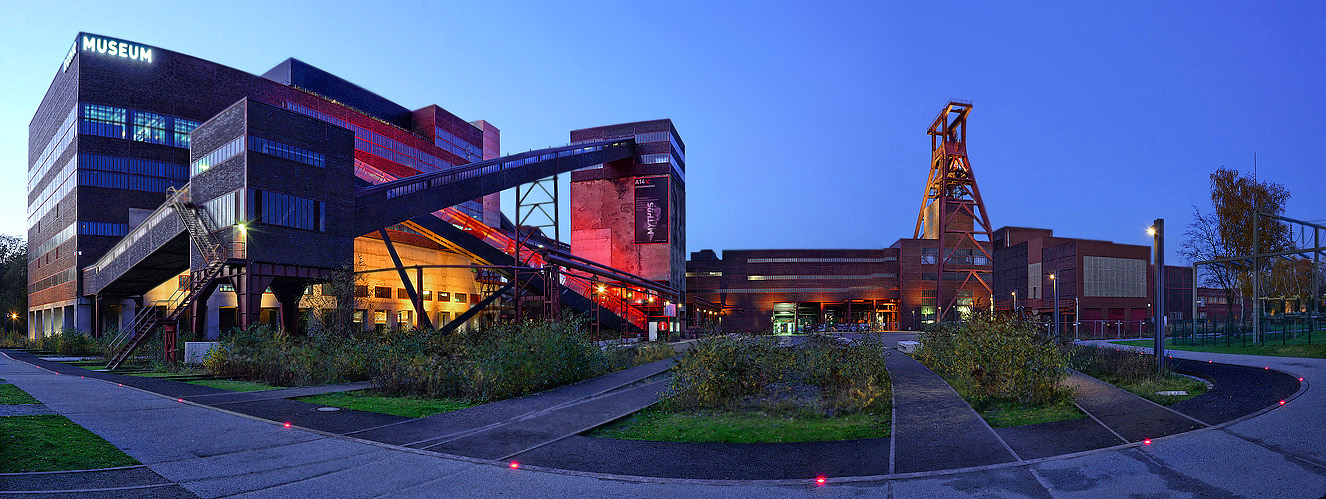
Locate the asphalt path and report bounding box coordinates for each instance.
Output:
[3,342,1324,497]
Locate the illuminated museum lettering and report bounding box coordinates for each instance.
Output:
[81,36,153,63]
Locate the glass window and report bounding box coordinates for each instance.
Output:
[247,189,325,232]
[131,110,170,145]
[79,103,127,139]
[421,290,432,301]
[249,135,326,168]
[437,292,450,302]
[374,286,393,299]
[453,293,467,303]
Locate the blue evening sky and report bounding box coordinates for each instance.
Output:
[1,1,1322,264]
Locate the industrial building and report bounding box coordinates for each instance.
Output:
[686,102,995,332]
[27,33,686,361]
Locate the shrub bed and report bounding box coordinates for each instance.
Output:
[1065,345,1208,405]
[595,334,891,443]
[205,320,674,403]
[914,313,1076,425]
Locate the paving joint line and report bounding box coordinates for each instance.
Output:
[345,361,672,439]
[490,380,668,461]
[902,352,1021,462]
[1070,368,1211,427]
[0,483,179,495]
[0,464,147,476]
[1073,402,1130,445]
[401,374,671,449]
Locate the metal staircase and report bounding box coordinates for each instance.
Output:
[105,187,231,370]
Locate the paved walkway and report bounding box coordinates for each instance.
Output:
[348,357,673,448]
[885,351,1019,473]
[182,382,374,406]
[3,346,1326,497]
[1063,370,1206,442]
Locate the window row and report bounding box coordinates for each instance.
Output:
[249,136,326,168]
[78,103,200,148]
[434,127,482,162]
[28,156,76,230]
[639,153,672,165]
[32,223,75,259]
[79,170,186,194]
[202,190,241,229]
[685,271,724,277]
[248,189,325,232]
[921,272,976,281]
[356,285,470,303]
[285,103,464,173]
[746,257,894,264]
[191,136,246,176]
[80,154,188,180]
[29,267,76,294]
[747,273,898,281]
[29,106,78,191]
[78,222,128,237]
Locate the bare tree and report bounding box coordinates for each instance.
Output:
[1182,167,1294,322]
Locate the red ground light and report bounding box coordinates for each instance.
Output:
[510,462,520,469]
[816,477,826,485]
[284,422,292,428]
[1279,400,1286,405]
[1143,438,1152,445]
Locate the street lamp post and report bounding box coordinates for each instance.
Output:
[1150,220,1166,372]
[1050,273,1059,341]
[1011,291,1018,316]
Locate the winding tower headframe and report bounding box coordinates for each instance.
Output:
[914,100,994,322]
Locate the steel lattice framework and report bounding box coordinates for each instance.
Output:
[915,100,994,321]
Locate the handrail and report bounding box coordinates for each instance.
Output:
[86,185,192,276]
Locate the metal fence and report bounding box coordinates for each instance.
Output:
[1166,317,1321,347]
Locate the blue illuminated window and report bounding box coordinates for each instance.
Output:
[174,119,199,149]
[79,103,127,139]
[249,136,325,168]
[247,189,325,232]
[132,111,170,145]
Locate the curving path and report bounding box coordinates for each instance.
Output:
[3,344,1325,497]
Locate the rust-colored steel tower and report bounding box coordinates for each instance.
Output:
[915,100,994,322]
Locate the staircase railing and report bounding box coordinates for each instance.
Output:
[105,187,232,369]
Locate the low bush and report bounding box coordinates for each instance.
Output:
[663,334,890,417]
[206,320,675,402]
[26,329,107,357]
[915,313,1071,409]
[1064,345,1207,404]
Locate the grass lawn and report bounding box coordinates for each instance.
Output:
[186,379,280,392]
[294,390,474,418]
[979,399,1083,427]
[1112,338,1326,359]
[0,415,140,472]
[941,375,1084,428]
[588,406,891,443]
[0,384,41,405]
[1090,372,1208,405]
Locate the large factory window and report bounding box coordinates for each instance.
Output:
[247,189,326,232]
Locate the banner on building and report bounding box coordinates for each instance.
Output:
[634,176,669,244]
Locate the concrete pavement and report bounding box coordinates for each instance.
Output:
[3,345,1325,497]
